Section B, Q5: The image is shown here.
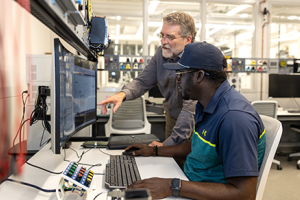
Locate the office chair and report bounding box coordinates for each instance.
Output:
[105,96,151,137]
[287,124,300,169]
[256,115,282,200]
[251,100,282,170]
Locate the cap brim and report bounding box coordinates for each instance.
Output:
[163,62,188,70]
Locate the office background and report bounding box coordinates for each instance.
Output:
[1,0,300,199]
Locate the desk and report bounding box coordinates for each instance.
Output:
[0,142,188,200]
[276,111,300,149]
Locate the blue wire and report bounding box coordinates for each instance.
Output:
[5,178,58,193]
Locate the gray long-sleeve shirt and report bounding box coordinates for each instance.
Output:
[121,46,196,146]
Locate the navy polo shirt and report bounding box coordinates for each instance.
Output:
[184,80,265,183]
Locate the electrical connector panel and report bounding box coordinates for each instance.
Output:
[56,162,95,200]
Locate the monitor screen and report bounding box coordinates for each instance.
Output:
[51,39,97,154]
[268,74,300,98]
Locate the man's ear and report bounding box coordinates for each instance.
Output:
[195,70,205,83]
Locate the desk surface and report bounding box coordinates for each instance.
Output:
[277,110,300,121]
[0,142,188,200]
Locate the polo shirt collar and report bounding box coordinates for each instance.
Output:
[203,79,231,114]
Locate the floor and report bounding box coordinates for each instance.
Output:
[262,155,300,200]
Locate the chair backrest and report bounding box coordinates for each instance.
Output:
[256,115,282,200]
[251,100,278,119]
[105,96,151,137]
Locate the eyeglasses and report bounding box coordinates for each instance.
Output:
[158,33,182,42]
[175,70,210,80]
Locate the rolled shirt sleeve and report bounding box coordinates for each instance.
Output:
[163,100,197,146]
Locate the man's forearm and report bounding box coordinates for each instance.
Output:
[157,141,191,159]
[179,177,257,200]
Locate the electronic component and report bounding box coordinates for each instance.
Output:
[231,58,245,73]
[56,162,95,200]
[279,59,294,74]
[89,17,110,53]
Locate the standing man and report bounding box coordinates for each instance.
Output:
[126,42,266,200]
[99,12,197,147]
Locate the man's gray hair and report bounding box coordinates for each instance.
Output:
[163,11,197,43]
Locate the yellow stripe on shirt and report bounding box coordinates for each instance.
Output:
[259,129,266,139]
[194,130,216,147]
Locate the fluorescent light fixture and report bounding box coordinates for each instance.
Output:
[116,24,120,36]
[240,13,248,18]
[116,16,121,20]
[288,16,297,20]
[114,45,118,52]
[208,28,222,36]
[153,25,162,37]
[271,23,277,26]
[272,33,300,42]
[236,31,253,41]
[147,39,152,44]
[115,39,119,44]
[226,5,250,16]
[206,24,254,30]
[136,23,143,36]
[279,30,298,38]
[223,49,232,53]
[148,1,160,14]
[214,41,228,47]
[227,21,233,25]
[148,21,162,27]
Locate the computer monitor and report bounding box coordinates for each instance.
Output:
[51,38,97,154]
[268,74,300,98]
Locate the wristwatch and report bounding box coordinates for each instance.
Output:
[171,178,181,197]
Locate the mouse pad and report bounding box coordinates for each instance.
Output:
[107,134,160,149]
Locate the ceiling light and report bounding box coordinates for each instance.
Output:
[148,21,162,27]
[223,49,232,53]
[214,41,228,47]
[271,23,277,26]
[288,16,297,20]
[147,39,152,44]
[116,24,120,36]
[136,23,143,36]
[272,33,300,42]
[153,25,162,37]
[148,1,160,14]
[116,16,121,20]
[227,21,233,25]
[279,30,298,38]
[240,13,248,18]
[226,5,251,16]
[208,28,222,36]
[236,31,253,41]
[206,24,254,30]
[115,39,119,44]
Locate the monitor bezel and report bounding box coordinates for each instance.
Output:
[51,38,97,154]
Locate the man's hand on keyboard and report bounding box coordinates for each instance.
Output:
[125,144,153,156]
[127,177,172,199]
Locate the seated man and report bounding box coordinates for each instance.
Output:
[126,42,266,200]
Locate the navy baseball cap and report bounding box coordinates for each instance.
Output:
[163,42,224,71]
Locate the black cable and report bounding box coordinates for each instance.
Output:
[293,97,300,109]
[25,161,62,174]
[98,148,113,156]
[5,178,57,193]
[93,192,106,200]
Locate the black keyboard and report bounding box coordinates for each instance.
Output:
[105,155,141,189]
[288,110,300,113]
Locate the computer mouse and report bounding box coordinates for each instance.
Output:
[122,147,140,156]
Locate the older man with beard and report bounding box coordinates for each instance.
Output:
[99,12,197,151]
